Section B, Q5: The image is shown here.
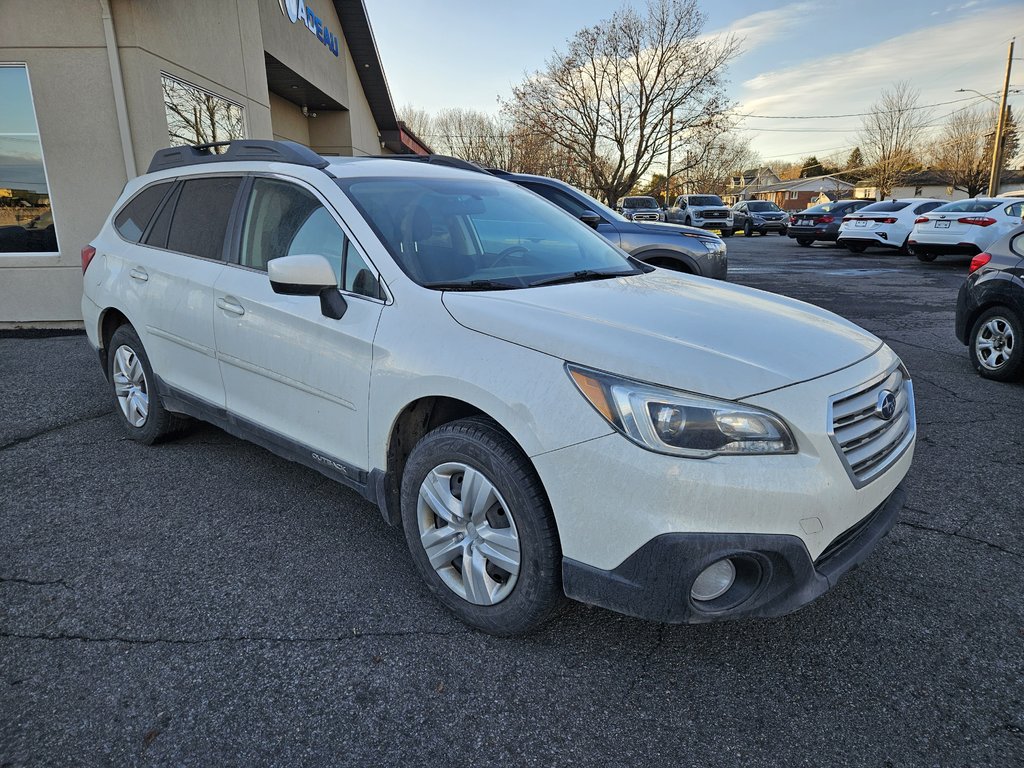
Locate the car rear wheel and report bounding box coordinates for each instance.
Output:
[778,228,788,236]
[400,417,562,635]
[915,252,938,262]
[684,216,692,227]
[970,308,1024,382]
[107,324,189,444]
[796,238,812,247]
[845,243,867,253]
[743,222,753,237]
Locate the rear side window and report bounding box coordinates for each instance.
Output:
[521,182,592,218]
[165,176,242,260]
[859,201,910,213]
[114,183,172,243]
[914,201,943,215]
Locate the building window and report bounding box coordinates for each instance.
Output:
[0,64,58,254]
[161,73,246,151]
[788,190,799,199]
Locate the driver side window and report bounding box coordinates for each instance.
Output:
[240,178,381,299]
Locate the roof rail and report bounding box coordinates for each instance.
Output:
[379,154,489,174]
[147,140,330,174]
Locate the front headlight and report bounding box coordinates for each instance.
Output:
[567,365,796,458]
[679,233,720,252]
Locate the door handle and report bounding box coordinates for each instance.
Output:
[216,296,245,316]
[129,266,148,282]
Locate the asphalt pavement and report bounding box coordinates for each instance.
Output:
[2,234,1022,766]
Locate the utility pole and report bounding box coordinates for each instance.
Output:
[988,38,1015,197]
[665,112,674,206]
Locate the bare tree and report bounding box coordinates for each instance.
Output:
[506,0,738,205]
[162,76,245,151]
[858,82,931,197]
[398,103,435,144]
[672,129,760,197]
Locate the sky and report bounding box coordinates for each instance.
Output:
[364,0,1022,167]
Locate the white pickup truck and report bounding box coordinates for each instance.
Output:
[665,194,734,236]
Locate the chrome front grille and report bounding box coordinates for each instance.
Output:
[633,212,660,221]
[828,365,915,488]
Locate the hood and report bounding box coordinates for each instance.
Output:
[442,272,882,400]
[632,221,718,238]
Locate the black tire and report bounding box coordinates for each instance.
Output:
[400,416,562,635]
[743,222,753,237]
[778,228,788,236]
[720,229,733,238]
[106,324,190,444]
[846,243,867,254]
[684,216,692,227]
[758,229,767,236]
[915,252,938,262]
[796,238,813,247]
[969,307,1024,382]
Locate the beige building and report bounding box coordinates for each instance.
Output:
[0,0,427,327]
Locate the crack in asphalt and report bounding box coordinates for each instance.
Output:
[621,624,665,702]
[0,411,111,452]
[898,517,1021,560]
[0,629,466,646]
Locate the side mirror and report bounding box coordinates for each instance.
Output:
[579,211,602,229]
[268,254,347,320]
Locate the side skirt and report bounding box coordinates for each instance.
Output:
[157,379,383,507]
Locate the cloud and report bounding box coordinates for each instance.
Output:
[741,7,1018,114]
[703,1,818,55]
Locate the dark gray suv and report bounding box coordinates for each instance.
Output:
[498,172,727,279]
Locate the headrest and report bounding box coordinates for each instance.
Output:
[410,206,432,241]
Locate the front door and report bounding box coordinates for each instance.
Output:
[212,176,384,473]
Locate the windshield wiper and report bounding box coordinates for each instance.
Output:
[423,279,522,291]
[529,269,637,288]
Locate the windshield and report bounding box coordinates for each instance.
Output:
[688,196,724,207]
[339,177,640,289]
[933,200,1001,213]
[746,201,781,212]
[622,197,658,208]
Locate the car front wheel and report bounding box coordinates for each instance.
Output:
[401,417,562,635]
[743,222,752,237]
[915,252,938,262]
[970,307,1024,381]
[796,238,812,247]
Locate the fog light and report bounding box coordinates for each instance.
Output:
[691,558,736,602]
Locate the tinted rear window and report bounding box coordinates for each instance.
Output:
[932,200,1001,213]
[803,203,836,214]
[858,201,911,213]
[115,183,172,243]
[687,196,724,206]
[166,177,242,260]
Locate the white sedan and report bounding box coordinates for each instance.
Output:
[909,198,1024,263]
[837,198,945,253]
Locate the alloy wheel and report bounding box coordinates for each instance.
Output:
[976,316,1016,371]
[416,462,521,605]
[112,344,149,427]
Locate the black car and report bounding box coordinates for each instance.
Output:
[731,200,789,237]
[955,226,1024,381]
[787,200,872,246]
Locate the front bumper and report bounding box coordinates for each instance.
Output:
[693,218,733,231]
[562,484,905,623]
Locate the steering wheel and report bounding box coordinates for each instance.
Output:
[485,245,530,269]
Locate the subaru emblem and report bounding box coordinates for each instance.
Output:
[876,391,897,421]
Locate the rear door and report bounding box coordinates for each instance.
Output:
[212,175,384,473]
[116,175,240,408]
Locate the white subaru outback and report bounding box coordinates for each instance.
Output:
[81,140,915,635]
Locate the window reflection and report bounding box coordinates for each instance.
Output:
[162,74,246,151]
[0,65,58,254]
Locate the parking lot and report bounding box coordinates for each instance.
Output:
[2,233,1022,766]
